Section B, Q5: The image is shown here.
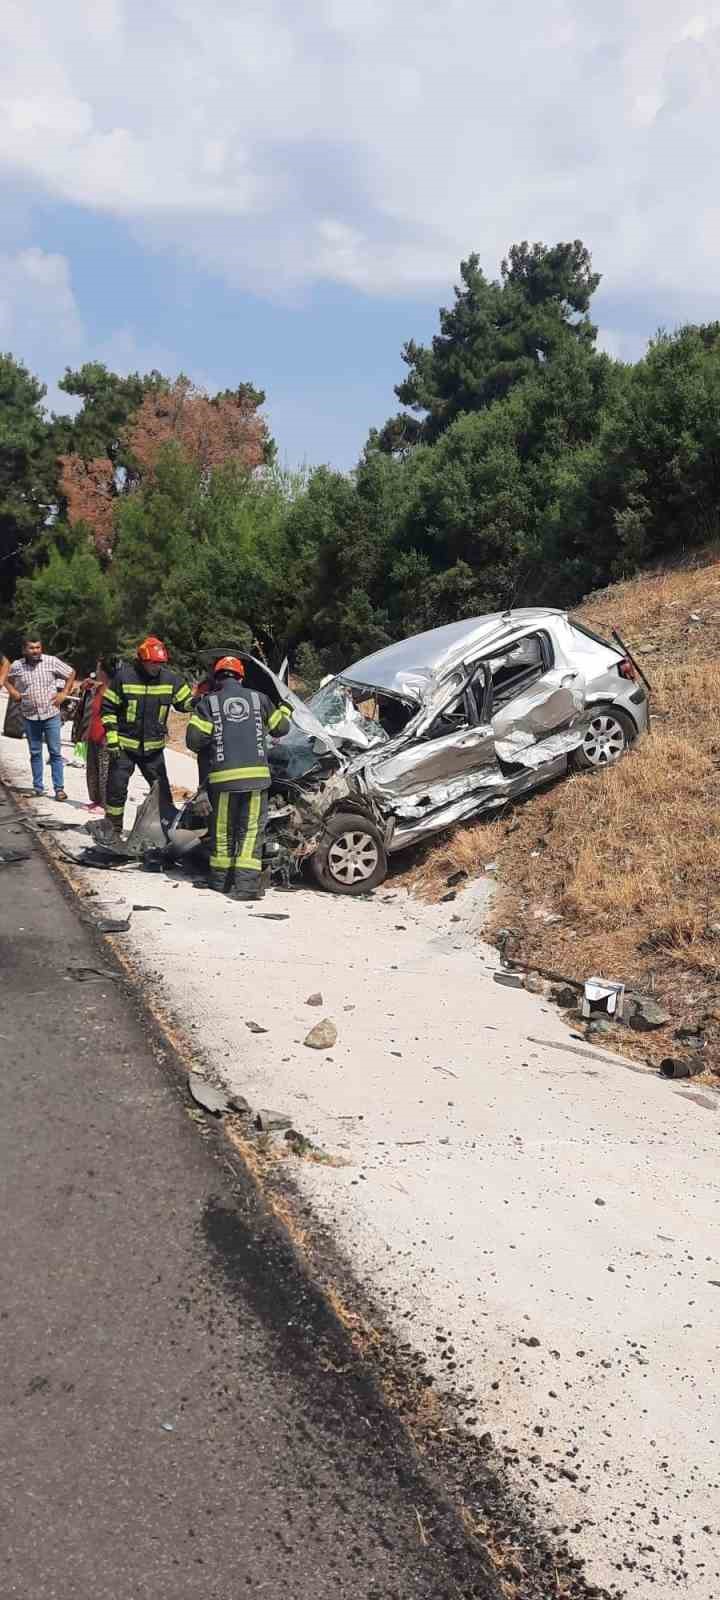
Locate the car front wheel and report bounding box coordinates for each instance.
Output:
[310,811,388,895]
[572,706,636,771]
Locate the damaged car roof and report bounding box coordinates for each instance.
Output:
[342,609,566,701]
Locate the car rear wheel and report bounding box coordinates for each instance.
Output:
[573,706,636,771]
[310,811,388,895]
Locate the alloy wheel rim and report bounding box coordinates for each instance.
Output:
[582,714,627,766]
[327,831,379,884]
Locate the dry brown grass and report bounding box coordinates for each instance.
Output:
[411,551,720,1070]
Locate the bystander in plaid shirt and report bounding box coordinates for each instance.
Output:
[8,654,73,720]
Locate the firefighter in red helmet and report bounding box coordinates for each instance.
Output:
[101,636,192,833]
[186,656,291,898]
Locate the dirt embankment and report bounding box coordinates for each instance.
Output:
[411,550,720,1076]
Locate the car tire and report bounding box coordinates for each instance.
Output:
[310,811,388,895]
[572,705,637,772]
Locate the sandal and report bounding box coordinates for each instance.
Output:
[54,790,68,802]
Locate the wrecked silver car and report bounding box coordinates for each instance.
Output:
[100,609,649,894]
[262,608,650,894]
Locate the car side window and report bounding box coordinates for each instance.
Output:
[426,686,476,741]
[485,634,550,709]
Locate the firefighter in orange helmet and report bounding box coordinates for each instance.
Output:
[186,656,291,898]
[101,636,192,833]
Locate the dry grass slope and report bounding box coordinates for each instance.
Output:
[411,549,720,1071]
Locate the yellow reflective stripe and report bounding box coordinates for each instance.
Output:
[105,804,124,816]
[208,766,270,784]
[119,735,140,750]
[174,686,192,705]
[122,682,175,697]
[236,791,262,870]
[267,706,289,731]
[126,699,137,722]
[142,738,166,751]
[210,793,231,869]
[188,714,213,735]
[103,687,121,705]
[102,712,118,726]
[105,731,119,747]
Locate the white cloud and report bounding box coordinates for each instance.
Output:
[0,248,84,394]
[1,0,720,310]
[0,247,211,414]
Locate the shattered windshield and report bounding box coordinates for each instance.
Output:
[307,680,390,750]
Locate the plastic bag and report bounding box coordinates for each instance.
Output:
[74,741,88,763]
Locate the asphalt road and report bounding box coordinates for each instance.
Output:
[0,792,497,1600]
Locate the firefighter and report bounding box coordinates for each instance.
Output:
[101,636,192,832]
[186,656,291,899]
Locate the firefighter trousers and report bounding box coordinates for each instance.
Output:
[208,789,268,893]
[105,748,174,828]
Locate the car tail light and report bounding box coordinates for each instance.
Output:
[618,657,637,681]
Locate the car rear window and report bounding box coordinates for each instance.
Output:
[570,619,620,654]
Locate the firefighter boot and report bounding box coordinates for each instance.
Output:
[231,881,265,902]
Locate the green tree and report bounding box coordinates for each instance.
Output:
[13,522,117,669]
[112,447,297,670]
[0,354,57,610]
[380,240,601,448]
[51,362,167,470]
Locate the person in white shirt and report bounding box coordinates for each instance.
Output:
[6,637,76,800]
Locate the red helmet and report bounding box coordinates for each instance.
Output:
[137,636,168,664]
[214,656,245,678]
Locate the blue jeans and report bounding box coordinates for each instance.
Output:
[24,715,65,794]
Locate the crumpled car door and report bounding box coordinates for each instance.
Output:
[366,719,497,798]
[492,670,587,767]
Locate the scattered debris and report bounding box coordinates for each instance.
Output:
[660,1056,704,1080]
[433,1065,458,1078]
[132,904,165,913]
[94,910,132,933]
[524,972,550,996]
[527,1035,647,1070]
[624,992,671,1032]
[254,1109,293,1132]
[306,992,323,1007]
[245,1020,269,1035]
[188,1072,230,1116]
[551,983,580,1008]
[582,976,625,1022]
[66,964,118,983]
[0,847,31,866]
[34,818,85,833]
[304,1019,338,1050]
[440,890,457,903]
[493,972,524,989]
[284,1128,312,1155]
[228,1092,251,1116]
[446,869,467,887]
[249,912,290,921]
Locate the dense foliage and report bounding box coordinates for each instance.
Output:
[3,240,720,681]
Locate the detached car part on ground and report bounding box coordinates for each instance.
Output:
[104,609,649,896]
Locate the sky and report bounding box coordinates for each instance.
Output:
[2,0,720,469]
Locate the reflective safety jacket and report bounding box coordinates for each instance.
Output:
[186,680,291,792]
[101,661,192,754]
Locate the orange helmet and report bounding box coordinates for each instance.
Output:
[214,656,245,678]
[137,636,169,664]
